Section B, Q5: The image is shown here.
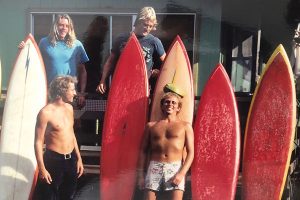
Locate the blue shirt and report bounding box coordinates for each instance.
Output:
[112,33,165,78]
[39,37,89,84]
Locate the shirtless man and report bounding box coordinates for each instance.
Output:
[137,92,194,200]
[34,75,84,200]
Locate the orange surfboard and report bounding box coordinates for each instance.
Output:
[242,45,296,200]
[191,64,240,200]
[100,33,148,200]
[150,35,194,123]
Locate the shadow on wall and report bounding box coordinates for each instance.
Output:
[83,16,109,94]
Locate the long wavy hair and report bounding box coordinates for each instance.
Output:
[48,14,76,48]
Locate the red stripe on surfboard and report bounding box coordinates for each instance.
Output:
[100,33,148,200]
[242,45,296,200]
[191,64,240,200]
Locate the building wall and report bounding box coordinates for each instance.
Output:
[0,0,222,95]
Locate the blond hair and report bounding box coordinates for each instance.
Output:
[49,75,77,101]
[48,14,76,48]
[134,7,158,30]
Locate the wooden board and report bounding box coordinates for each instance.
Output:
[0,34,47,200]
[100,33,148,200]
[150,35,194,123]
[242,44,296,200]
[191,63,240,200]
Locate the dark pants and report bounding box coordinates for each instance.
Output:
[33,149,78,200]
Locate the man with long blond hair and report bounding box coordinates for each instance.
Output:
[19,14,89,106]
[97,7,166,94]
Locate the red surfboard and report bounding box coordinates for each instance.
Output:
[242,45,296,200]
[191,64,240,200]
[100,33,148,200]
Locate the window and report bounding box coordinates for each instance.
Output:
[30,12,196,94]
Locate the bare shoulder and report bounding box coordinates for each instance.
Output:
[36,104,55,124]
[177,119,191,126]
[146,121,157,129]
[38,104,53,118]
[64,102,74,111]
[181,120,193,131]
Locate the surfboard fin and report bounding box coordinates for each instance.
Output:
[163,83,184,98]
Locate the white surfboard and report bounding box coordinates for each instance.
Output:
[0,34,47,200]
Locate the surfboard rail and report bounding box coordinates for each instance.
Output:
[100,33,148,200]
[242,44,296,200]
[191,63,240,200]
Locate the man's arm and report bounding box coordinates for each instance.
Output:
[34,110,52,184]
[77,63,87,93]
[137,123,151,189]
[150,53,166,78]
[69,105,84,177]
[172,123,194,186]
[77,63,87,106]
[97,53,117,94]
[73,134,84,178]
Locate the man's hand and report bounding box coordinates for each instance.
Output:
[77,159,84,178]
[171,172,185,187]
[18,41,25,49]
[150,69,160,78]
[97,81,107,94]
[77,94,86,108]
[39,169,52,184]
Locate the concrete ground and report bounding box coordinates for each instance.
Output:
[74,174,241,200]
[74,172,300,200]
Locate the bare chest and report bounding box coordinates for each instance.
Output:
[150,122,185,141]
[47,110,73,132]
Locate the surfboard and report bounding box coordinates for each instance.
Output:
[242,44,296,200]
[150,35,194,124]
[0,58,2,98]
[100,33,148,200]
[191,64,240,200]
[0,34,47,200]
